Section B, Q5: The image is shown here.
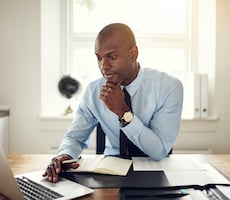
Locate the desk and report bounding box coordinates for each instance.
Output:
[6,154,230,200]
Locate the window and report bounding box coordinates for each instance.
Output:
[65,0,190,80]
[41,0,216,118]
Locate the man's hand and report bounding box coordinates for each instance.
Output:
[43,154,79,183]
[99,81,129,117]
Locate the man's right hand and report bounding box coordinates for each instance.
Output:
[43,154,79,183]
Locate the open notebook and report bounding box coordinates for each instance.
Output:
[0,147,93,200]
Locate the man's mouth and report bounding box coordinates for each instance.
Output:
[104,73,115,80]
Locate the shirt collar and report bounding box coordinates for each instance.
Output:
[124,63,143,96]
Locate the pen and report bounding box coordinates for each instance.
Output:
[62,156,82,166]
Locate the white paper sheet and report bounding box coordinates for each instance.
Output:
[132,156,206,171]
[132,155,230,198]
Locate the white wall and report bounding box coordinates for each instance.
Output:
[175,0,230,153]
[0,0,42,153]
[0,0,230,154]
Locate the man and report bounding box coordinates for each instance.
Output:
[43,23,183,183]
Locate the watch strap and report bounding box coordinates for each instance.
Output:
[119,118,130,127]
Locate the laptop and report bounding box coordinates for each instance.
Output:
[0,147,94,200]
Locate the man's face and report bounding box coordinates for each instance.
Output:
[95,32,137,86]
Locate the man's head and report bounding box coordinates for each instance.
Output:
[95,23,139,86]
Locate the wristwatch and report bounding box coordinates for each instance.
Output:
[119,111,133,127]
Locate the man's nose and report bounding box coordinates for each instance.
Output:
[100,58,111,70]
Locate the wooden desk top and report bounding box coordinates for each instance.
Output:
[6,154,230,200]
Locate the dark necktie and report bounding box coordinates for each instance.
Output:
[120,88,147,158]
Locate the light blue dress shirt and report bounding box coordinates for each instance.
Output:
[57,66,183,161]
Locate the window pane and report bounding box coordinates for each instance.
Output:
[138,47,186,73]
[70,45,185,89]
[70,0,189,87]
[73,0,187,34]
[71,47,101,86]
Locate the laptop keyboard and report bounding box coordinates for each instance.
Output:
[16,176,63,200]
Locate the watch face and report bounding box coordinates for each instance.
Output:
[124,112,133,122]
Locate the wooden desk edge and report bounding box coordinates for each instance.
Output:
[6,154,230,200]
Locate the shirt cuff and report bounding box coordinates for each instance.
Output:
[56,148,80,159]
[120,115,144,138]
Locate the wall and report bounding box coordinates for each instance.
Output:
[214,0,230,152]
[0,0,230,154]
[0,0,42,153]
[175,0,230,153]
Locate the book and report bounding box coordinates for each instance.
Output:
[200,74,208,118]
[65,155,132,176]
[182,72,201,119]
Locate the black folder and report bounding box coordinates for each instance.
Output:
[61,166,170,189]
[119,188,189,200]
[119,184,230,200]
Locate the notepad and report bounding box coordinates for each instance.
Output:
[67,155,132,176]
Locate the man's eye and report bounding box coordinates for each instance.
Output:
[96,55,102,61]
[109,55,117,60]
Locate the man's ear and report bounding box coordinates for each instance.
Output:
[129,46,138,62]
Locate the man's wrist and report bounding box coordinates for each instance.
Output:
[53,154,72,161]
[119,111,133,127]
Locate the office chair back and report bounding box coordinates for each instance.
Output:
[96,123,105,154]
[96,123,173,156]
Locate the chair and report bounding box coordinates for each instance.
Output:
[168,148,173,156]
[96,123,173,156]
[96,123,105,154]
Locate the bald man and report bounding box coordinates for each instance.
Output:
[44,23,183,183]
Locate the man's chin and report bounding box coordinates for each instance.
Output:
[103,74,123,85]
[105,78,119,85]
